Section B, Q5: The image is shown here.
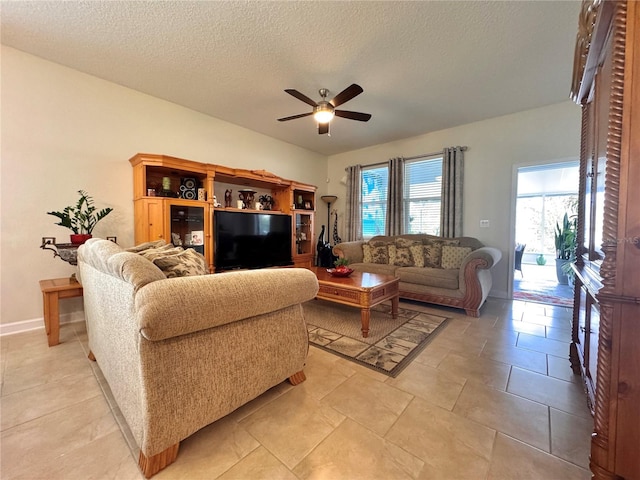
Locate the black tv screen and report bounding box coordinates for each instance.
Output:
[214,210,293,272]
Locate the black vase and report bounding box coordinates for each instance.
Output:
[316,226,333,267]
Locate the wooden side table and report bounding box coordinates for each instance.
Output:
[39,277,83,346]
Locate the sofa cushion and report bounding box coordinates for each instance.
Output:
[397,266,459,290]
[441,245,472,269]
[350,262,397,277]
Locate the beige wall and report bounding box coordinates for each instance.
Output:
[1,45,581,327]
[0,46,326,326]
[326,101,581,298]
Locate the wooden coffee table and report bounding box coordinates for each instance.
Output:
[310,267,399,338]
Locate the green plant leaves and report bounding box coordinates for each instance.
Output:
[47,190,113,234]
[554,212,577,260]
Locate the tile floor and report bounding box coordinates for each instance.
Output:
[0,298,593,479]
[513,263,573,300]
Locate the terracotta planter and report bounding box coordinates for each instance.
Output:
[70,234,92,245]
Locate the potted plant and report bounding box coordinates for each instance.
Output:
[554,212,576,285]
[47,190,113,244]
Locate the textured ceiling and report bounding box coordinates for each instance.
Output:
[1,1,581,156]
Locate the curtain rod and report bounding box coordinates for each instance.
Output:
[346,146,468,170]
[405,146,467,161]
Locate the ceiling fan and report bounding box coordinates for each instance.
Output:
[277,83,372,135]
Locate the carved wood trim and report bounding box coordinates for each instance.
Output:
[571,0,600,102]
[462,257,490,311]
[398,256,489,317]
[576,104,590,264]
[400,290,464,310]
[591,1,627,478]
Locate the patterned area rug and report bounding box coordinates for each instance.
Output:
[303,300,450,377]
[513,291,573,307]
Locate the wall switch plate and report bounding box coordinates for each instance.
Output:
[480,219,490,228]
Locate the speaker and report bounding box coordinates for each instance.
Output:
[180,177,197,200]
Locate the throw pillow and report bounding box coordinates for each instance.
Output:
[152,248,208,278]
[139,246,183,262]
[369,241,389,264]
[441,245,472,269]
[423,239,461,268]
[393,246,414,266]
[393,238,422,267]
[125,239,167,253]
[423,242,443,268]
[362,243,373,263]
[409,244,425,268]
[395,237,420,249]
[387,244,397,265]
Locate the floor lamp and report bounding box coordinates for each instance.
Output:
[320,195,338,241]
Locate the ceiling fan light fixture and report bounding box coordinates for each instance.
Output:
[313,103,334,124]
[278,84,370,134]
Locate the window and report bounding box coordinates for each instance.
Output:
[404,157,442,235]
[361,165,388,238]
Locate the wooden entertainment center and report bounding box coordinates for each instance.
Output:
[129,153,316,271]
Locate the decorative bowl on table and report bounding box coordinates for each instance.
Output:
[327,267,354,277]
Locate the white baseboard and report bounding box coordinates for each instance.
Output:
[0,312,85,337]
[489,290,509,300]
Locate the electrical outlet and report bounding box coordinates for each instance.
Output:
[480,219,490,228]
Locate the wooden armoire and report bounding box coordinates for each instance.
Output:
[569,1,640,479]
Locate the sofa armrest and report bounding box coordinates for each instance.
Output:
[459,247,502,272]
[458,247,502,305]
[136,268,319,341]
[333,241,365,263]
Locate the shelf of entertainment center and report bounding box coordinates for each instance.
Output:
[213,207,288,215]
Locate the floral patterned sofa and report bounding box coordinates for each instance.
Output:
[333,234,501,317]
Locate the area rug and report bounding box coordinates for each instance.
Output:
[513,291,573,307]
[302,300,450,377]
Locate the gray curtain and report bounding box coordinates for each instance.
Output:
[440,146,464,237]
[344,164,362,241]
[387,157,404,235]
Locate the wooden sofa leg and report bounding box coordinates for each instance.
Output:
[88,350,96,361]
[138,443,180,478]
[288,370,306,385]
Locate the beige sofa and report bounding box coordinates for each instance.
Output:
[333,234,501,317]
[77,239,318,477]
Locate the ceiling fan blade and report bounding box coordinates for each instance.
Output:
[318,123,329,135]
[277,112,313,122]
[284,89,318,107]
[329,84,364,107]
[334,110,372,122]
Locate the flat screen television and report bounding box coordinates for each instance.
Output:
[214,210,293,272]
